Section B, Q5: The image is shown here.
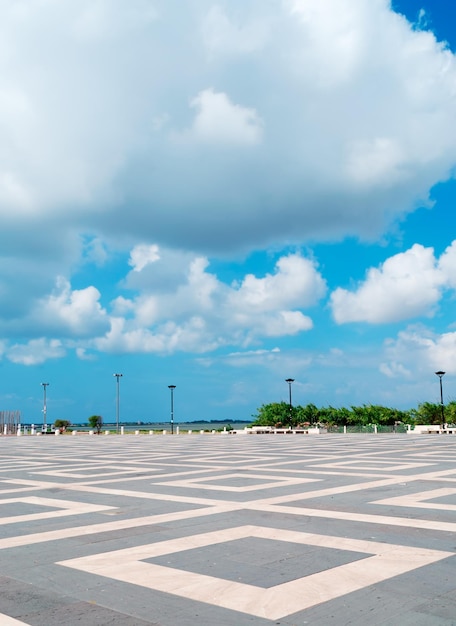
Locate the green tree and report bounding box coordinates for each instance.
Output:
[411,400,456,426]
[445,401,456,425]
[252,402,296,427]
[412,402,442,425]
[349,405,372,426]
[88,415,103,434]
[54,419,71,432]
[295,403,320,426]
[251,402,429,429]
[316,406,342,427]
[329,406,352,426]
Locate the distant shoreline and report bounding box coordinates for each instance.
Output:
[21,420,252,429]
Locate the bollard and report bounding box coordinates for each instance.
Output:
[149,430,153,435]
[105,430,109,435]
[72,430,77,435]
[121,426,125,435]
[163,429,167,435]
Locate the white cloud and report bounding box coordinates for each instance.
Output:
[438,240,456,288]
[83,237,109,266]
[230,254,326,311]
[72,0,158,41]
[185,257,221,310]
[285,0,375,87]
[7,338,65,365]
[92,252,324,355]
[330,244,444,323]
[75,347,96,361]
[0,0,455,255]
[0,170,33,210]
[252,310,313,337]
[134,295,159,326]
[2,0,456,380]
[379,360,412,379]
[93,315,220,355]
[185,89,263,146]
[382,325,456,377]
[111,296,135,317]
[201,5,271,56]
[227,348,281,358]
[0,229,83,329]
[129,244,160,272]
[32,277,108,337]
[222,347,282,368]
[346,137,407,187]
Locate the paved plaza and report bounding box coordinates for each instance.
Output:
[0,433,455,625]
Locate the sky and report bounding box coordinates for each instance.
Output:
[1,0,456,425]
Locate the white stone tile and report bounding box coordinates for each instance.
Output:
[57,525,454,620]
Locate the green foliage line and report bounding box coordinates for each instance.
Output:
[251,401,456,428]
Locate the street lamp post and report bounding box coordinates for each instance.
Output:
[285,378,294,427]
[168,385,176,434]
[41,383,49,432]
[113,374,123,434]
[435,371,445,430]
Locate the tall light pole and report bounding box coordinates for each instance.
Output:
[435,371,445,430]
[285,378,294,427]
[168,385,176,434]
[41,383,49,432]
[113,374,123,434]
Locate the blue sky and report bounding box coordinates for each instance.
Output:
[1,0,456,425]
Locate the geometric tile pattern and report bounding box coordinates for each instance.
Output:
[373,487,456,511]
[0,434,454,625]
[58,525,453,619]
[0,496,114,524]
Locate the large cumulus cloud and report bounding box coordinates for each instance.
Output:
[1,0,456,255]
[2,0,456,367]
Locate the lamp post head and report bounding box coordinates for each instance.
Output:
[113,373,123,378]
[435,371,445,378]
[285,378,294,384]
[168,385,176,390]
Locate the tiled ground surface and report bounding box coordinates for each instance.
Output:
[0,433,455,625]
